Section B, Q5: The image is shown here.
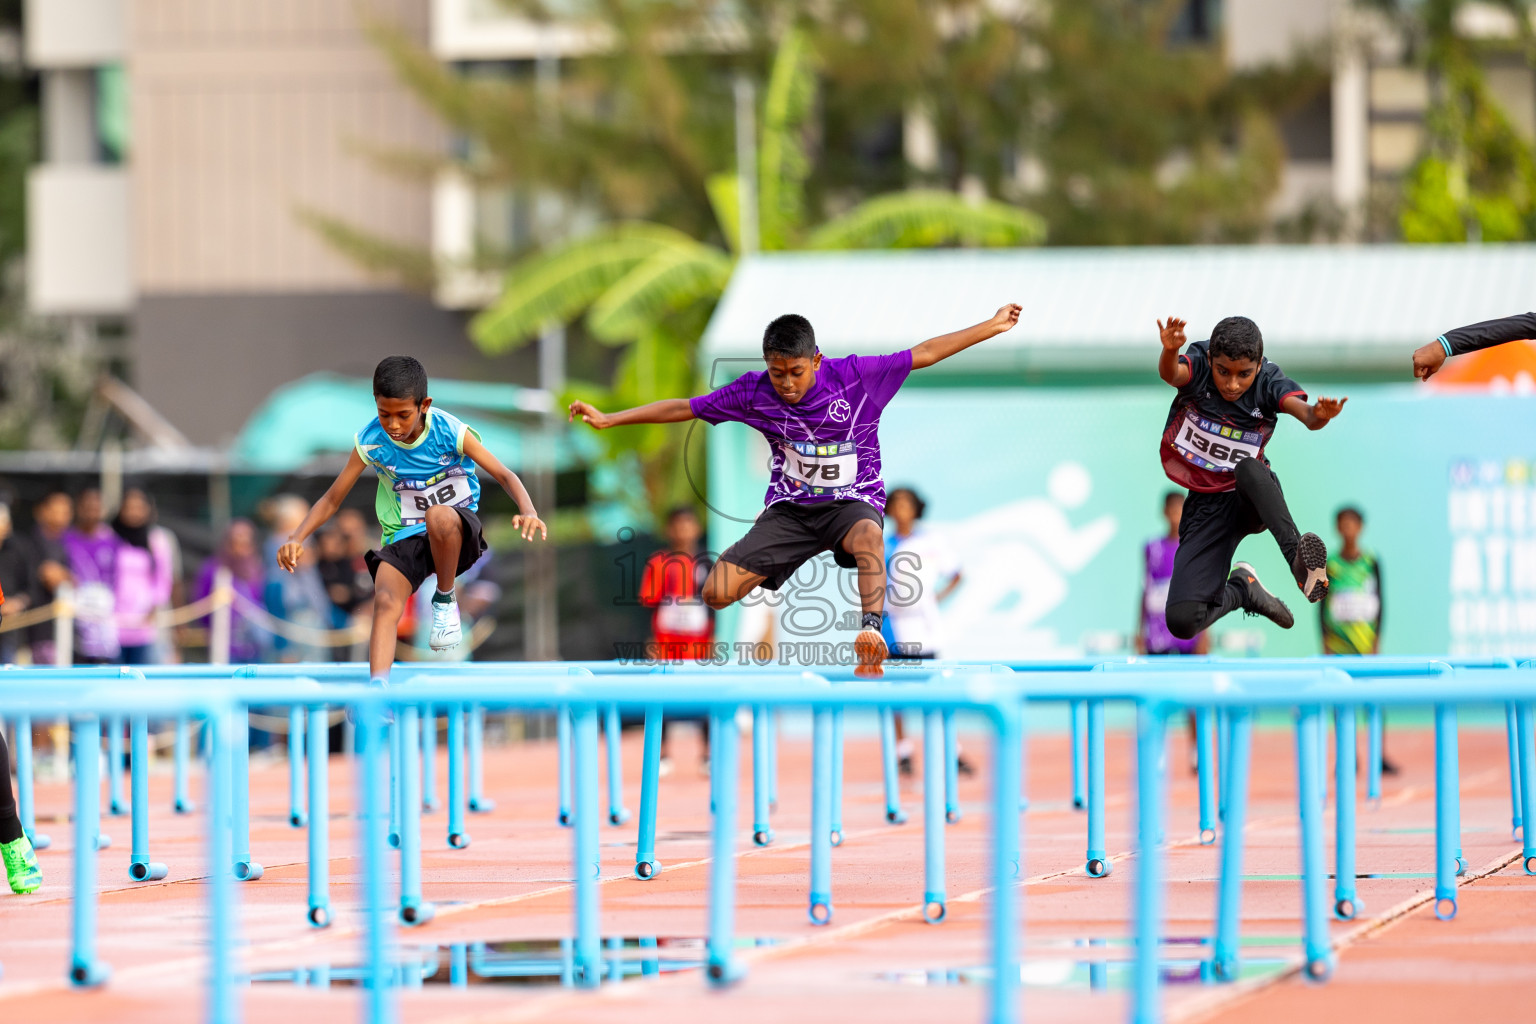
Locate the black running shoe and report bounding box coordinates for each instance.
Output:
[1291,532,1329,604]
[898,755,914,777]
[1231,562,1294,629]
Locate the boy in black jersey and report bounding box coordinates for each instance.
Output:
[1411,311,1536,380]
[1156,315,1347,639]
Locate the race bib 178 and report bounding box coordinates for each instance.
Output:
[779,440,858,493]
[1172,412,1262,472]
[397,473,473,523]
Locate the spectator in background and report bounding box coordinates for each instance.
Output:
[26,492,72,665]
[335,507,377,610]
[111,488,175,666]
[261,495,331,662]
[1322,506,1396,774]
[640,506,714,775]
[1138,491,1208,771]
[881,486,967,776]
[0,504,37,663]
[196,519,267,664]
[64,488,119,664]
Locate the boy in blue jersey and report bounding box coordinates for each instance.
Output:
[277,357,546,684]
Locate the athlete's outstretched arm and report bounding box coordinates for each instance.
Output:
[910,303,1021,370]
[1413,311,1536,381]
[1282,394,1347,431]
[462,433,547,541]
[568,398,694,429]
[1157,317,1192,388]
[277,451,367,571]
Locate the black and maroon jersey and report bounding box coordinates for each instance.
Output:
[1159,340,1306,494]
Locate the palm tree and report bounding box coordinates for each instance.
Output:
[468,27,1045,517]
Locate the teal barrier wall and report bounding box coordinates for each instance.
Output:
[704,383,1536,660]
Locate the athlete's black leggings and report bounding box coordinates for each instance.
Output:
[1166,458,1301,640]
[0,727,22,844]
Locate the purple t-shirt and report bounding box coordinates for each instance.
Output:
[1142,536,1199,655]
[689,351,913,512]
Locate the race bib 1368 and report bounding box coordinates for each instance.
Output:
[1172,412,1262,472]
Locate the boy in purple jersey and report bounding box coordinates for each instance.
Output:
[1411,310,1536,380]
[1156,315,1347,640]
[1137,492,1207,657]
[570,303,1022,676]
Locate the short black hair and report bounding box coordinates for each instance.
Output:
[1336,505,1364,525]
[666,505,699,525]
[887,486,926,519]
[1208,316,1263,364]
[763,314,817,360]
[373,356,429,404]
[1163,490,1184,512]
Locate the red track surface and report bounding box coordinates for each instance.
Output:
[0,719,1531,1023]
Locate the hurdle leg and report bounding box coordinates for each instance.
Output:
[128,715,167,882]
[469,705,495,813]
[1212,708,1252,980]
[232,706,261,880]
[288,705,307,828]
[556,705,573,827]
[388,717,402,849]
[572,704,602,987]
[1070,699,1086,810]
[1217,708,1231,823]
[69,716,109,986]
[809,708,834,925]
[1196,706,1217,844]
[1505,704,1522,840]
[988,702,1023,1024]
[830,708,845,847]
[1367,705,1383,803]
[767,708,779,809]
[447,704,469,849]
[356,703,396,1021]
[398,705,434,926]
[422,703,438,813]
[107,714,127,816]
[307,704,332,927]
[1516,703,1536,873]
[1434,704,1461,919]
[879,705,906,825]
[15,715,50,849]
[752,703,774,845]
[706,706,743,985]
[1085,699,1109,877]
[635,706,663,878]
[604,703,629,825]
[923,710,947,923]
[205,710,234,1021]
[1295,706,1331,978]
[1132,704,1168,1023]
[173,715,196,814]
[449,944,468,987]
[944,709,961,825]
[1333,705,1360,919]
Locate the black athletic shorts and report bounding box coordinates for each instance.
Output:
[1166,466,1286,607]
[365,506,488,593]
[721,499,883,591]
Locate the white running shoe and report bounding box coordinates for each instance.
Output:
[429,596,463,651]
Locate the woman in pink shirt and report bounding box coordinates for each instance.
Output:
[112,488,174,665]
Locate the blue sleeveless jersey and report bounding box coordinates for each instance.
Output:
[354,408,482,545]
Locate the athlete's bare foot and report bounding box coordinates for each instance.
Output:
[854,628,887,678]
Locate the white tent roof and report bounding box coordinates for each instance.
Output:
[700,245,1536,377]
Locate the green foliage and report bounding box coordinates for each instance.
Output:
[806,190,1045,250]
[757,25,818,250]
[294,206,440,292]
[1392,8,1536,244]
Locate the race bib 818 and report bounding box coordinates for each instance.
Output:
[1172,412,1262,472]
[397,473,473,523]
